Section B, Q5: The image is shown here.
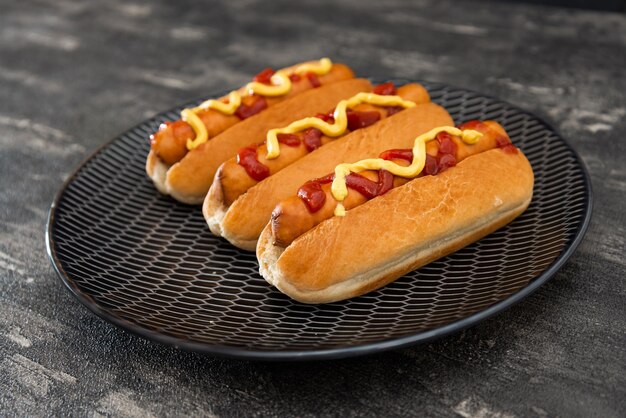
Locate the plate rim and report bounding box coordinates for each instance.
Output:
[46,79,594,361]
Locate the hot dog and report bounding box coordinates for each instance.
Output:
[257,122,534,304]
[146,58,356,203]
[205,82,430,214]
[271,121,511,246]
[204,103,454,250]
[147,76,369,204]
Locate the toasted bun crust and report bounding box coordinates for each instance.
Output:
[155,78,372,204]
[203,84,432,245]
[146,150,169,195]
[203,168,231,238]
[257,148,534,304]
[212,103,454,249]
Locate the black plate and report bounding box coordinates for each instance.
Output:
[46,79,592,361]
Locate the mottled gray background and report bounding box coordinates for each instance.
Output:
[1,0,625,417]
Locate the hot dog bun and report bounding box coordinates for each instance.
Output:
[257,148,534,304]
[205,102,454,250]
[147,78,371,204]
[148,61,354,171]
[269,120,510,247]
[208,83,431,209]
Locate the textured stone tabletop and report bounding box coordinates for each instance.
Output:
[1,0,625,416]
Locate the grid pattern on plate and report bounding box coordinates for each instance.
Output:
[50,81,589,351]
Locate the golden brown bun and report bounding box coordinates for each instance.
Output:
[204,83,431,234]
[146,150,169,195]
[207,103,454,250]
[213,83,431,207]
[147,63,355,187]
[154,78,372,204]
[257,148,534,304]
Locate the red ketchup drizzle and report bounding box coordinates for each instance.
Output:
[435,131,458,172]
[495,135,518,153]
[296,123,521,214]
[462,119,516,154]
[237,132,302,181]
[277,133,301,147]
[377,171,395,195]
[253,68,275,84]
[315,111,335,123]
[151,120,195,153]
[376,131,460,176]
[457,120,484,131]
[306,72,321,88]
[295,130,465,213]
[385,106,404,116]
[303,128,323,152]
[237,147,270,181]
[437,154,457,171]
[160,120,188,132]
[436,132,457,155]
[345,171,394,199]
[297,169,395,213]
[373,83,405,116]
[495,135,509,147]
[166,120,194,138]
[384,151,445,177]
[380,149,413,162]
[235,95,268,119]
[298,174,334,212]
[423,154,439,176]
[289,73,301,82]
[458,119,518,153]
[346,110,381,131]
[372,82,397,95]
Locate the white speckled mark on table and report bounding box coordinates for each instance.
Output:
[6,327,32,348]
[0,115,71,140]
[0,258,35,283]
[92,389,157,418]
[1,354,76,401]
[454,396,516,418]
[487,77,566,96]
[0,68,62,92]
[385,12,490,36]
[2,28,80,51]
